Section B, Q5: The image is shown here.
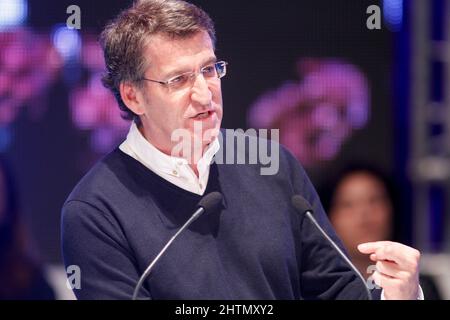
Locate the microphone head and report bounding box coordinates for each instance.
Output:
[291,194,313,214]
[198,191,223,214]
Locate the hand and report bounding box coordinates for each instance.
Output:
[357,241,421,300]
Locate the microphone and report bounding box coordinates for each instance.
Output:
[132,191,223,300]
[291,195,372,300]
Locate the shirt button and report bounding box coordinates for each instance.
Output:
[199,183,203,189]
[172,170,178,176]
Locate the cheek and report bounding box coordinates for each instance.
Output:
[332,210,355,234]
[211,83,222,102]
[216,106,223,122]
[370,206,392,234]
[211,86,223,123]
[174,97,193,123]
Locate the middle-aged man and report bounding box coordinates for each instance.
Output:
[62,0,422,300]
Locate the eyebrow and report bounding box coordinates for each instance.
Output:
[163,56,218,79]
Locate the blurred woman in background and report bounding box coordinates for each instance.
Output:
[321,165,442,300]
[0,157,54,299]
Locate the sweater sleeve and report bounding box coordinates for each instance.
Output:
[61,200,151,300]
[282,146,372,299]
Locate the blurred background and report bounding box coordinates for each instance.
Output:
[0,0,449,299]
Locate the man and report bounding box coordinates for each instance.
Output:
[62,0,421,300]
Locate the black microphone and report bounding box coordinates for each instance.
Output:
[132,191,223,300]
[291,195,372,300]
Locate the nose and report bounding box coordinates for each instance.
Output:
[190,74,212,107]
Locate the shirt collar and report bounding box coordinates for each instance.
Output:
[125,122,220,176]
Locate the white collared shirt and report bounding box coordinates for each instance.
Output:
[119,122,220,195]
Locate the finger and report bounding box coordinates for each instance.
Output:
[372,270,396,289]
[370,253,377,262]
[376,260,405,279]
[358,241,392,254]
[374,243,419,269]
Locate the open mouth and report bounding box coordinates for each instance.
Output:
[192,111,213,120]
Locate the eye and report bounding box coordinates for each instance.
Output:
[202,65,216,77]
[168,74,189,87]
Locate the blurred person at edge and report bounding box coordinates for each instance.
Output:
[0,157,55,299]
[321,166,442,300]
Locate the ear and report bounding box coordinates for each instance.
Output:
[119,82,145,116]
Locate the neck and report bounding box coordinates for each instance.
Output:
[190,164,199,178]
[138,125,207,177]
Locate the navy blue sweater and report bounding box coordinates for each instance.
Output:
[62,133,373,300]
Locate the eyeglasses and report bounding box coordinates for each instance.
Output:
[139,61,228,92]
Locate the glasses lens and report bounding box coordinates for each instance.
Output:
[202,64,217,78]
[215,61,226,78]
[168,73,191,90]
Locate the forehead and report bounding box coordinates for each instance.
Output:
[143,30,215,75]
[337,173,386,197]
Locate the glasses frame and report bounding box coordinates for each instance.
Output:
[139,61,228,91]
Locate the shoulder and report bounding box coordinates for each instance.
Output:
[63,148,135,210]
